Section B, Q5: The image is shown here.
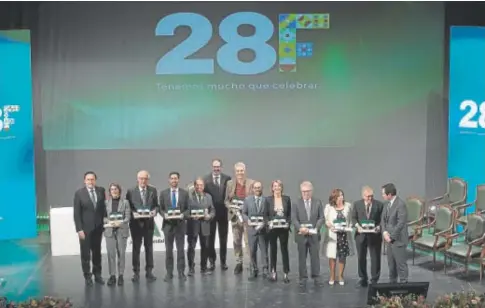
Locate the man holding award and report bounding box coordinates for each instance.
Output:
[291,181,325,288]
[352,186,384,287]
[224,162,254,275]
[126,170,158,283]
[159,171,190,281]
[186,177,215,276]
[242,181,269,280]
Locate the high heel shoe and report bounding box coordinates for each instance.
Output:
[283,273,290,284]
[270,272,277,282]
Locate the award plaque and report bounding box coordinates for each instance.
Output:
[166,209,183,220]
[333,219,352,232]
[360,220,377,233]
[248,215,264,227]
[133,206,151,219]
[190,209,206,219]
[104,212,124,228]
[269,218,289,229]
[301,223,317,235]
[229,198,244,223]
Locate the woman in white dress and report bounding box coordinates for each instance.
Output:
[321,189,355,285]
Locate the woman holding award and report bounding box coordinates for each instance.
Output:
[322,189,354,286]
[266,180,291,283]
[104,183,131,286]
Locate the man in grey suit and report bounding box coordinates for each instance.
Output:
[104,183,131,286]
[187,177,215,276]
[380,183,409,283]
[291,181,325,287]
[159,171,190,282]
[242,181,269,280]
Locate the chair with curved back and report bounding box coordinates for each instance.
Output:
[443,213,485,276]
[426,177,467,233]
[411,205,455,270]
[456,184,485,229]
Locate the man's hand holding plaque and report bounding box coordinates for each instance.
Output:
[299,223,316,235]
[165,209,183,220]
[104,212,124,228]
[333,219,352,232]
[359,220,377,233]
[133,206,151,219]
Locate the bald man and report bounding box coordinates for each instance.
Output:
[126,170,159,283]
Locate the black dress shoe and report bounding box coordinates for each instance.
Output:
[221,263,228,271]
[299,279,307,287]
[146,272,157,282]
[107,276,116,286]
[179,272,187,281]
[357,280,368,288]
[132,273,140,282]
[85,277,94,286]
[164,274,173,282]
[208,261,215,271]
[94,276,105,285]
[117,275,124,286]
[188,268,195,276]
[234,264,243,275]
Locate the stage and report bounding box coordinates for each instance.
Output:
[0,234,482,308]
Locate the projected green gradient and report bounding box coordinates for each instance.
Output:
[41,3,443,150]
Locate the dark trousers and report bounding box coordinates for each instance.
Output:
[355,234,382,283]
[130,222,154,273]
[187,231,210,270]
[208,214,228,264]
[79,227,103,278]
[164,223,186,274]
[297,240,320,279]
[268,229,290,273]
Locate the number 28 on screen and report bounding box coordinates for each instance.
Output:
[459,100,485,129]
[155,12,329,75]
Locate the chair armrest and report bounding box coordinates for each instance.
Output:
[407,219,421,226]
[435,227,453,237]
[470,234,485,246]
[446,232,465,240]
[454,202,472,210]
[429,195,445,203]
[415,220,435,231]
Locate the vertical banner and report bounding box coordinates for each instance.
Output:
[0,30,36,240]
[448,26,485,214]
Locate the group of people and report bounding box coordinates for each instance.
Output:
[73,159,409,288]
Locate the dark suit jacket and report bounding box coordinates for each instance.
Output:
[73,186,106,234]
[291,198,325,243]
[242,195,268,235]
[187,192,215,236]
[266,195,292,224]
[381,196,408,246]
[126,185,158,229]
[159,187,190,230]
[352,199,384,238]
[203,173,231,213]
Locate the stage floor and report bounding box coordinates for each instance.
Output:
[0,234,483,308]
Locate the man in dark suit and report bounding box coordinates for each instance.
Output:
[73,171,106,286]
[381,183,409,283]
[203,158,231,271]
[126,170,158,282]
[159,171,190,282]
[242,181,269,280]
[352,186,384,287]
[291,181,325,287]
[187,177,215,276]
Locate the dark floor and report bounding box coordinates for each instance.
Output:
[0,234,483,308]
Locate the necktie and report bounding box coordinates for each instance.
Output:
[256,197,260,212]
[89,189,96,207]
[141,189,146,205]
[171,190,177,208]
[198,193,202,203]
[305,200,311,220]
[366,203,371,218]
[215,176,220,187]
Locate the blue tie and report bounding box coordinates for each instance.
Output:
[171,190,177,208]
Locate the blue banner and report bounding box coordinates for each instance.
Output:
[0,30,36,240]
[448,26,485,213]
